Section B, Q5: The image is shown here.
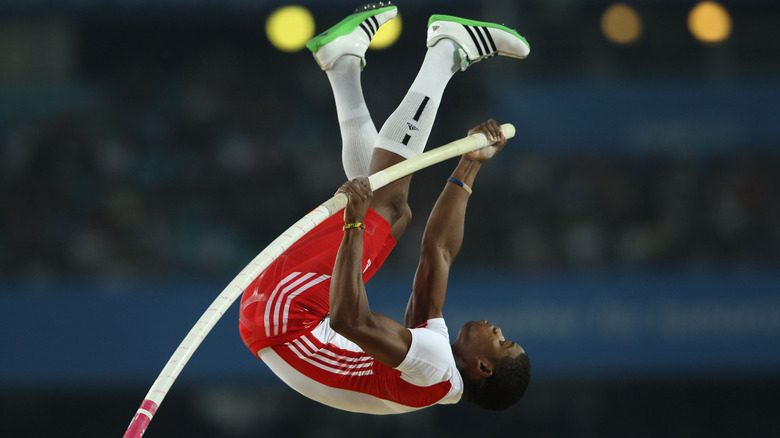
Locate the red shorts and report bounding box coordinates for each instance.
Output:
[239,208,396,355]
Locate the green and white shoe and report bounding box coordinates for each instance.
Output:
[426,14,530,71]
[306,3,398,70]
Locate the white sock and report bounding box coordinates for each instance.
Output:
[326,56,370,121]
[338,115,377,179]
[374,39,460,159]
[326,56,377,179]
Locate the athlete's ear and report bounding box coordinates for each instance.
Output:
[476,357,493,377]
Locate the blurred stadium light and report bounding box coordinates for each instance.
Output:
[265,5,315,52]
[601,3,643,45]
[688,1,732,45]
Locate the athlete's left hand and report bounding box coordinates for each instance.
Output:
[337,178,373,225]
[464,119,507,163]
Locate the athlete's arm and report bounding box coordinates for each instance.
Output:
[329,178,412,368]
[404,120,507,328]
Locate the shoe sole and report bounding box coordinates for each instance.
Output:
[428,14,529,50]
[306,4,398,54]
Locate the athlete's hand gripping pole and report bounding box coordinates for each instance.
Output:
[122,123,515,437]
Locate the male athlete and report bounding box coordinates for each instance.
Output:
[239,4,531,413]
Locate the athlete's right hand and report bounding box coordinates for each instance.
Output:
[464,119,507,163]
[337,178,373,225]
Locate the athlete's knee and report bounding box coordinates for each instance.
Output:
[369,190,410,237]
[388,202,411,240]
[398,202,412,226]
[380,192,411,224]
[371,175,410,217]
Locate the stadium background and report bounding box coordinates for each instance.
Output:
[1,0,778,436]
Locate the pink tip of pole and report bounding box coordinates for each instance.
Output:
[123,399,159,438]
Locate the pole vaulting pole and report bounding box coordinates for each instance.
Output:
[123,124,516,437]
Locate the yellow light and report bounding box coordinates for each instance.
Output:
[601,3,643,45]
[266,6,315,52]
[369,14,402,50]
[688,1,732,44]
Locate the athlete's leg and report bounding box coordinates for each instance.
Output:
[326,56,377,180]
[307,4,398,180]
[370,15,531,240]
[368,39,462,239]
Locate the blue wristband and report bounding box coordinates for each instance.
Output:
[447,177,472,195]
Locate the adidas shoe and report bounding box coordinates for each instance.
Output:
[306,3,398,70]
[426,14,530,71]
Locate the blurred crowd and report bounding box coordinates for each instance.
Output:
[2,56,777,280]
[1,12,778,282]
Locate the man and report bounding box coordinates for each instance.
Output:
[239,3,531,414]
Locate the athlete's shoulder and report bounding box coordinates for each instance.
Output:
[415,317,449,338]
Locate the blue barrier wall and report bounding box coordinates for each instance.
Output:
[496,81,780,155]
[2,270,778,389]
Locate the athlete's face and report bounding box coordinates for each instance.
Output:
[453,319,524,363]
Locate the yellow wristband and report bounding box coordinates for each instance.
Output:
[343,222,365,230]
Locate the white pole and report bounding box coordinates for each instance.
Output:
[123,124,515,437]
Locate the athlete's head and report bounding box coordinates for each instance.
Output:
[452,319,531,411]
